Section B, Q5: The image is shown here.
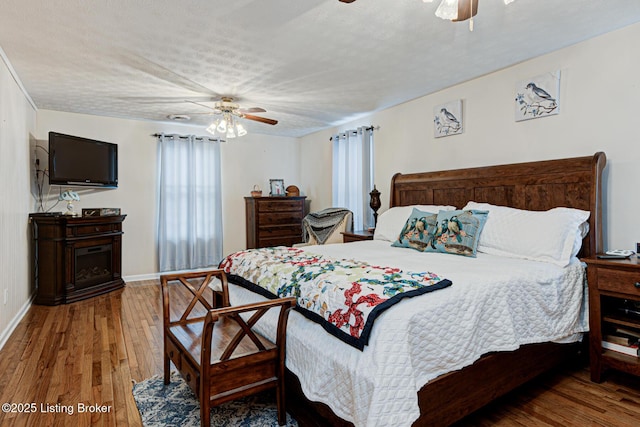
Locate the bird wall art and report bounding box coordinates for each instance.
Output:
[515,71,561,121]
[434,99,463,137]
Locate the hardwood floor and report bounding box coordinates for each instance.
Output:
[1,280,639,426]
[0,281,161,427]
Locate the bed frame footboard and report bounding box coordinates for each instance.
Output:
[286,341,583,427]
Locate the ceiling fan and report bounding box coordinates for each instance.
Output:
[338,0,480,22]
[186,97,278,126]
[181,97,278,138]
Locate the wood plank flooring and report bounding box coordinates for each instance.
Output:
[0,280,639,426]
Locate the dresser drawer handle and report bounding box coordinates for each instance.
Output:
[635,282,640,289]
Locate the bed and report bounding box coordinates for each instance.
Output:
[221,152,606,427]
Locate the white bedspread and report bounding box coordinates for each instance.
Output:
[225,240,588,427]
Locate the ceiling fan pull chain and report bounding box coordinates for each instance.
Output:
[469,0,474,31]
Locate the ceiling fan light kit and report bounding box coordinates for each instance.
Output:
[205,114,247,139]
[181,97,275,139]
[434,0,460,20]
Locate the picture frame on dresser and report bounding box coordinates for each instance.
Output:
[269,179,285,196]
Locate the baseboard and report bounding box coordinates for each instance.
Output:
[0,295,34,352]
[123,273,160,283]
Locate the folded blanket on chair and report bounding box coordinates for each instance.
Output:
[303,207,352,244]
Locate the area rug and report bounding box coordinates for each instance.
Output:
[132,372,298,427]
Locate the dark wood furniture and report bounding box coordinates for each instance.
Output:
[341,230,374,243]
[161,270,296,427]
[285,152,606,427]
[29,213,126,305]
[584,256,640,382]
[245,196,307,249]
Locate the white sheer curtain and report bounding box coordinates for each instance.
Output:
[332,126,374,231]
[157,134,223,272]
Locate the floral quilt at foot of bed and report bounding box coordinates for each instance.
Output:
[219,246,452,350]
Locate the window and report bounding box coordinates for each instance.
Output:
[332,126,374,231]
[157,134,222,271]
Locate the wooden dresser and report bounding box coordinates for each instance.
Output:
[245,196,307,248]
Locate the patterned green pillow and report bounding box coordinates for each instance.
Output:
[423,209,489,257]
[391,208,438,252]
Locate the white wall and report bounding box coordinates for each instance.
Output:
[35,110,300,279]
[299,127,334,212]
[300,21,640,252]
[0,49,37,349]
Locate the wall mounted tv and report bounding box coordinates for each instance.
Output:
[48,132,118,188]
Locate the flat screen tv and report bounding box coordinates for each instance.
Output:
[48,132,118,188]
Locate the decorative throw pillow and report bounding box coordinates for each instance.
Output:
[423,209,489,257]
[463,201,590,267]
[373,205,456,242]
[391,208,438,251]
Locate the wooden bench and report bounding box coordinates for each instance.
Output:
[161,269,296,427]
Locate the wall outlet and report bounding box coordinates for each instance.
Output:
[3,289,7,305]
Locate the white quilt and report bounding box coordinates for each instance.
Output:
[225,240,588,427]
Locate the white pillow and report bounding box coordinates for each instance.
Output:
[463,201,590,267]
[373,205,456,242]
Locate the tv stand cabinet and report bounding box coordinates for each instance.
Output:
[29,213,126,305]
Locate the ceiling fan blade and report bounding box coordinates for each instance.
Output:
[453,0,479,22]
[238,107,267,113]
[185,100,220,112]
[243,114,278,126]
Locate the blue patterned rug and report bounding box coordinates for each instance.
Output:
[132,372,298,427]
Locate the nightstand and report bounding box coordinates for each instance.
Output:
[584,256,640,382]
[341,230,374,243]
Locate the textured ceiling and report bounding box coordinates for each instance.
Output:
[1,0,640,138]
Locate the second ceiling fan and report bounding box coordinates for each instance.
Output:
[338,0,479,22]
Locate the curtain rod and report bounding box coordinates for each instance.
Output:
[329,125,380,141]
[151,133,222,142]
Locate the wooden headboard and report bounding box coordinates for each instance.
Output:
[389,152,606,257]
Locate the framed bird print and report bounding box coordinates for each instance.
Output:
[434,100,463,138]
[515,70,560,121]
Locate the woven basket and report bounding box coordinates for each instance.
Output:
[250,185,262,197]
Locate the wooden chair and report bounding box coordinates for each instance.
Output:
[161,269,296,427]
